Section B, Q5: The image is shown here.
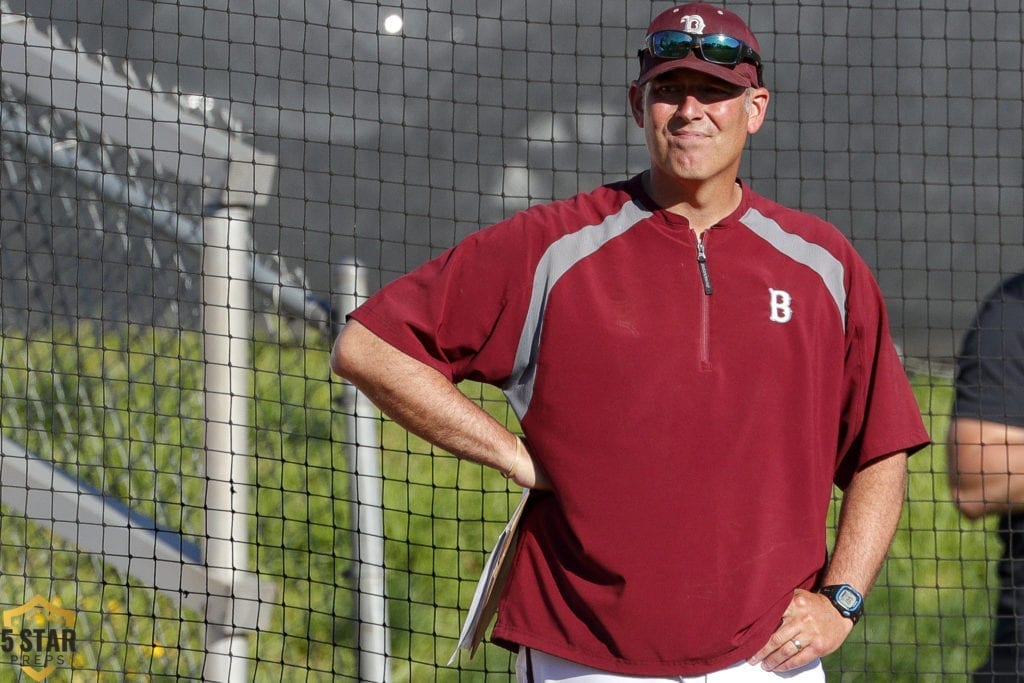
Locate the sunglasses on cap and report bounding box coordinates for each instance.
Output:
[642,30,764,87]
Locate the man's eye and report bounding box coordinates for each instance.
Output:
[659,86,712,96]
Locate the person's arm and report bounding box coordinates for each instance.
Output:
[948,417,1024,520]
[749,451,907,672]
[331,319,550,490]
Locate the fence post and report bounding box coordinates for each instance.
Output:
[202,202,256,682]
[334,261,392,682]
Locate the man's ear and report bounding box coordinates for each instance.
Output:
[628,81,646,128]
[746,87,770,135]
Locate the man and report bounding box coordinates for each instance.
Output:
[949,273,1024,680]
[332,3,930,680]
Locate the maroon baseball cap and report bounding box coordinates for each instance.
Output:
[636,3,763,88]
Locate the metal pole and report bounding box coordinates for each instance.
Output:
[335,261,391,682]
[202,204,255,683]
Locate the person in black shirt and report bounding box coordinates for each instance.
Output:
[950,273,1024,680]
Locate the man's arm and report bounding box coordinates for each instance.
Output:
[948,417,1024,520]
[750,451,908,672]
[331,320,550,490]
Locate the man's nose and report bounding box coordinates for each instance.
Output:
[675,93,704,119]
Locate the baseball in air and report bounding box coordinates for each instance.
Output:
[383,14,403,34]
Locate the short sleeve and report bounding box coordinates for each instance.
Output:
[347,219,534,387]
[954,275,1024,428]
[833,255,931,488]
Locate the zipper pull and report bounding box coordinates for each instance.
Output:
[696,238,713,295]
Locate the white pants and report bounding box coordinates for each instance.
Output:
[515,648,826,682]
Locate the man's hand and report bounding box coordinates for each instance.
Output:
[508,439,552,491]
[747,589,853,672]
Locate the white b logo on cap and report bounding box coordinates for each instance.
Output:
[679,14,706,34]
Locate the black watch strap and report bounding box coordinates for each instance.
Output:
[818,584,864,624]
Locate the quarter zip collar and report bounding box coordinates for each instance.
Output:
[628,173,751,233]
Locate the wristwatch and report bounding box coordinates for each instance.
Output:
[818,584,864,624]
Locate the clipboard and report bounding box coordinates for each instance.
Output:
[448,488,531,663]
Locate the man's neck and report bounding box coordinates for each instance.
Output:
[642,171,743,235]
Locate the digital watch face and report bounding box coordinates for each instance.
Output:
[836,587,861,611]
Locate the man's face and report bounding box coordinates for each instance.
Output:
[629,69,768,188]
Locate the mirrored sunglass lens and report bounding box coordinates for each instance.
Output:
[651,31,693,58]
[698,35,742,64]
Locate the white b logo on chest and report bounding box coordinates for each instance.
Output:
[769,288,793,323]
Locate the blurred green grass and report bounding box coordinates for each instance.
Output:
[0,327,999,680]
